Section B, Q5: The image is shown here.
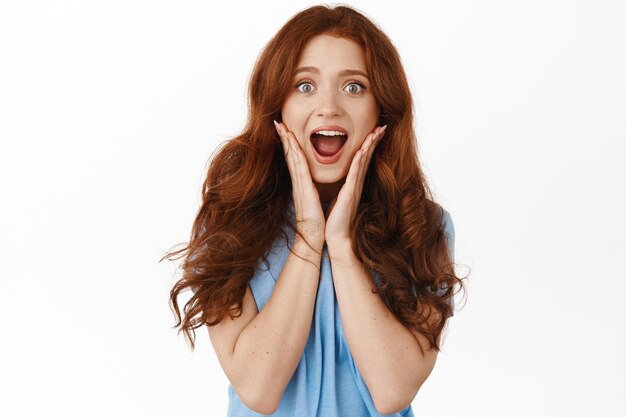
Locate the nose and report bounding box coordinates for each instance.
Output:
[315,89,343,118]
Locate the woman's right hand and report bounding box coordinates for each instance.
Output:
[274,120,325,253]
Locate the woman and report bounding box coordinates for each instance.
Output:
[164,4,465,416]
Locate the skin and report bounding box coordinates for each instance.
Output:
[212,35,433,415]
[273,35,436,413]
[276,33,386,244]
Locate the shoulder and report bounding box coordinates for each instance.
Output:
[435,203,455,260]
[440,206,454,239]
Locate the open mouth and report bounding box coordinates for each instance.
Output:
[310,132,348,156]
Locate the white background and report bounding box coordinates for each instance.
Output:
[1,1,625,416]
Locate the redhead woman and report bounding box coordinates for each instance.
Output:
[164,4,465,416]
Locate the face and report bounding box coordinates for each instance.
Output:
[280,34,380,187]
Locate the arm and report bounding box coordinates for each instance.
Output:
[208,238,322,414]
[327,239,439,415]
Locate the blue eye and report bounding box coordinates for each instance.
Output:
[296,81,315,93]
[294,80,367,94]
[345,82,366,94]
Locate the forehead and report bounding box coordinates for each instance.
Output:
[295,34,367,71]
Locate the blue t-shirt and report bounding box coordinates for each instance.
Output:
[222,200,455,416]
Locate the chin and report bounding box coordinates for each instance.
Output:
[311,170,347,185]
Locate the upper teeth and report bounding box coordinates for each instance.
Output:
[314,130,346,136]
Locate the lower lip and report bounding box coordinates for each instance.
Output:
[310,138,347,164]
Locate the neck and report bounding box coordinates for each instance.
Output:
[314,178,346,205]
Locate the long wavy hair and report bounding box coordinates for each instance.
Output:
[161,4,467,352]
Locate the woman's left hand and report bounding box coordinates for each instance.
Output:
[325,124,387,246]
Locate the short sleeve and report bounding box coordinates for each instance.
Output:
[442,208,455,261]
[441,208,456,314]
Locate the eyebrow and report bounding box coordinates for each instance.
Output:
[293,66,369,79]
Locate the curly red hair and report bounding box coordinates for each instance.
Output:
[161,4,467,351]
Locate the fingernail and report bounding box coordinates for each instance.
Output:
[373,125,385,141]
[273,120,282,134]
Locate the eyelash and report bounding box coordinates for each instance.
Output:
[294,80,366,94]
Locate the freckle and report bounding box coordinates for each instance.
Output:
[266,351,269,355]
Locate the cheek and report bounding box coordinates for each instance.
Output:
[352,107,379,139]
[293,129,307,149]
[352,134,369,152]
[280,102,308,147]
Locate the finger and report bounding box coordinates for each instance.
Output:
[356,145,370,206]
[282,126,308,217]
[275,121,291,158]
[344,146,364,204]
[356,130,377,189]
[363,127,383,175]
[287,130,316,193]
[361,125,385,177]
[281,127,297,177]
[287,131,304,208]
[276,122,300,198]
